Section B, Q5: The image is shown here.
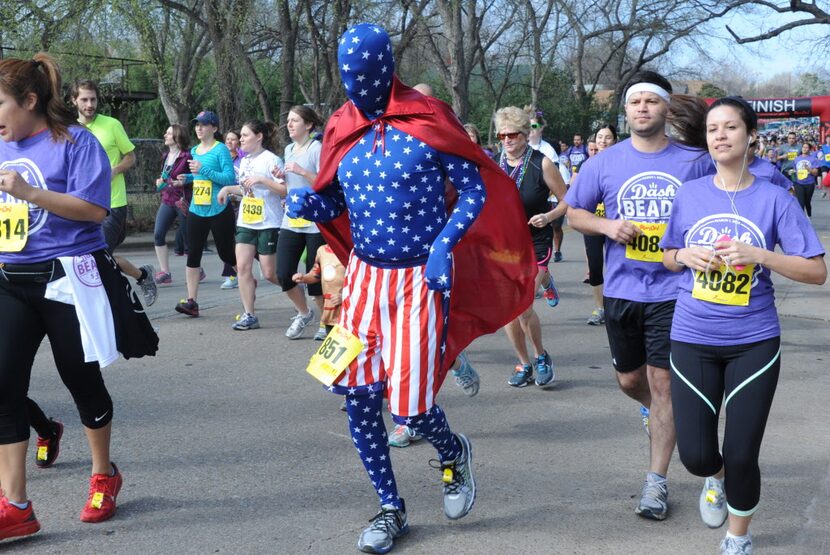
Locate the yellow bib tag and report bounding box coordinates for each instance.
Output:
[241,196,265,224]
[306,324,363,386]
[825,153,830,162]
[625,221,666,263]
[692,264,754,306]
[0,202,29,252]
[594,202,605,218]
[37,446,48,461]
[90,491,105,510]
[287,216,312,228]
[797,169,808,181]
[787,151,797,161]
[193,180,212,205]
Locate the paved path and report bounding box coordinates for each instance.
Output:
[6,197,830,554]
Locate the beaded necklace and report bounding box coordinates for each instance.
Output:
[500,147,532,188]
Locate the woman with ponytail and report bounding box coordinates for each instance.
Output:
[218,120,286,330]
[0,53,157,539]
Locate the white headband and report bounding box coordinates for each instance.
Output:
[625,83,671,104]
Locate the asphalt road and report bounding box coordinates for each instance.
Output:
[4,197,830,554]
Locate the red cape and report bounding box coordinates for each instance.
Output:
[315,77,535,379]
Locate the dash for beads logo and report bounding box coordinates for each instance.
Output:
[0,158,48,233]
[616,171,681,222]
[73,255,102,288]
[686,213,766,286]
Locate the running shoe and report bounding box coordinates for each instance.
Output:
[80,463,123,523]
[543,276,560,308]
[357,499,408,554]
[220,275,238,289]
[635,472,668,521]
[232,313,260,331]
[720,534,753,555]
[699,476,728,528]
[440,433,476,520]
[199,267,207,282]
[587,308,605,326]
[154,271,172,286]
[175,298,199,317]
[285,309,314,339]
[507,363,533,387]
[35,419,63,469]
[534,351,555,387]
[340,398,347,412]
[553,251,563,262]
[137,265,158,307]
[452,351,480,397]
[388,425,422,448]
[313,326,327,341]
[640,406,651,438]
[0,497,40,541]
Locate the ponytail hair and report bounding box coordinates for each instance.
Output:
[0,53,76,142]
[243,119,280,153]
[666,94,709,149]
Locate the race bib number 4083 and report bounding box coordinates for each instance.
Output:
[625,221,666,263]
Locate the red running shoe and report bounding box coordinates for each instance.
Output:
[80,463,123,523]
[0,497,41,540]
[35,419,64,469]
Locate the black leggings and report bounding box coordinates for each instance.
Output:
[794,183,815,218]
[186,206,237,269]
[584,234,604,286]
[670,337,781,515]
[26,398,55,438]
[0,279,113,444]
[276,229,325,296]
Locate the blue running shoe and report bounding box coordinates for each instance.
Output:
[507,364,533,387]
[543,276,559,307]
[640,406,650,438]
[534,351,555,387]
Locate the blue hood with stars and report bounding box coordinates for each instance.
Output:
[338,23,395,119]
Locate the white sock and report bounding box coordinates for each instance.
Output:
[8,500,29,510]
[726,531,749,540]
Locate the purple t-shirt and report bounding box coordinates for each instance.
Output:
[748,156,792,190]
[793,154,819,185]
[565,139,713,302]
[661,176,824,346]
[0,126,110,263]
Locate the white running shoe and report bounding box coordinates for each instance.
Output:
[700,476,728,528]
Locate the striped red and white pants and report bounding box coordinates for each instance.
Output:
[335,254,446,417]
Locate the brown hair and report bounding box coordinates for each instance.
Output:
[243,119,280,153]
[289,105,324,131]
[0,53,77,142]
[170,123,190,151]
[70,79,99,100]
[666,94,709,149]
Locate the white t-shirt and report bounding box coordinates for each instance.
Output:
[530,139,569,200]
[281,139,322,233]
[236,150,285,230]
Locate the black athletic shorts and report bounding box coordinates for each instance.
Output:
[531,227,553,266]
[603,296,675,373]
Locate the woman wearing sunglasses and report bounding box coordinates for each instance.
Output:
[495,106,568,388]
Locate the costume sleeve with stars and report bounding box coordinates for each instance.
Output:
[425,153,486,291]
[286,178,347,222]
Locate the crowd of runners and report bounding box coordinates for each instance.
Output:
[0,23,827,555]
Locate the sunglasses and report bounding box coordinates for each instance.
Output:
[530,123,542,129]
[497,131,523,141]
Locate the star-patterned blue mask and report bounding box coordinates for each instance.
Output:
[338,23,395,119]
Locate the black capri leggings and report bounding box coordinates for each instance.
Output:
[583,234,604,286]
[186,205,237,269]
[0,278,113,444]
[794,183,815,218]
[276,229,325,297]
[670,337,781,516]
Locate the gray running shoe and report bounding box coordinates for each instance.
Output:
[357,500,409,554]
[635,472,668,520]
[587,308,605,326]
[220,275,238,289]
[232,313,260,331]
[700,476,727,528]
[137,265,158,307]
[507,364,533,387]
[452,351,480,397]
[313,326,327,341]
[441,433,476,520]
[388,425,421,448]
[534,351,555,387]
[285,309,314,339]
[720,534,752,555]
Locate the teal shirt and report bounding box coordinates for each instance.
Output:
[184,142,236,217]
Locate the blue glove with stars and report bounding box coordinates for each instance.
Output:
[286,184,347,222]
[425,245,453,291]
[286,186,315,219]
